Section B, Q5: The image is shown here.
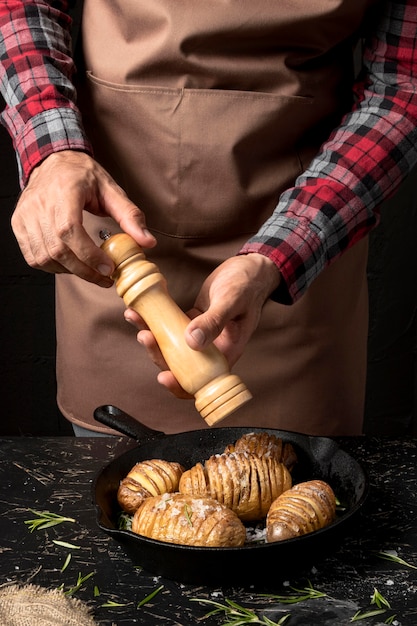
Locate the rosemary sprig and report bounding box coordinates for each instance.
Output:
[62,571,95,596]
[137,585,164,607]
[262,580,326,604]
[370,588,391,610]
[375,550,417,569]
[24,509,76,532]
[191,597,290,625]
[335,496,347,512]
[184,503,193,527]
[118,511,133,531]
[350,587,394,623]
[350,608,388,622]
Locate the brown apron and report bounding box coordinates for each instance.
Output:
[56,0,375,435]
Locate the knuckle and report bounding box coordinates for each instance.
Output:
[207,314,224,337]
[55,220,76,242]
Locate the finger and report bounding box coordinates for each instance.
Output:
[21,220,114,286]
[137,330,193,398]
[51,216,115,283]
[124,308,148,330]
[157,371,193,399]
[137,329,169,370]
[96,180,157,249]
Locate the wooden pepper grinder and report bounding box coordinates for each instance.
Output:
[100,231,252,426]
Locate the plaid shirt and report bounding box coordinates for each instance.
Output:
[1,1,417,303]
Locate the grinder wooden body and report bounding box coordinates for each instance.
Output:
[101,233,252,425]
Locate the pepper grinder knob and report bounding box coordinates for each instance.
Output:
[100,232,252,426]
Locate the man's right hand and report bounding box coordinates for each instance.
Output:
[11,150,156,287]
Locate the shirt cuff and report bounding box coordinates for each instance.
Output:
[238,221,327,306]
[11,107,93,187]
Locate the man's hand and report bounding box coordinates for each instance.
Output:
[11,150,156,287]
[125,253,282,397]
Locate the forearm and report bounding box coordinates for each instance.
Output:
[0,0,92,187]
[241,0,417,304]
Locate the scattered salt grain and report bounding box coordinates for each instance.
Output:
[245,524,266,544]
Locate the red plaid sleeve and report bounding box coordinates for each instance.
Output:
[240,0,417,303]
[0,0,92,187]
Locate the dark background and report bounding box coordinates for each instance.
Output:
[1,123,417,436]
[0,125,72,435]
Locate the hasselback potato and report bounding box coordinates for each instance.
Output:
[179,452,292,521]
[117,459,185,514]
[266,479,336,542]
[131,493,246,547]
[224,431,297,472]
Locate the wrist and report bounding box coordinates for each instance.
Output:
[244,252,282,298]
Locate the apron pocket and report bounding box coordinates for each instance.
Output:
[84,73,314,238]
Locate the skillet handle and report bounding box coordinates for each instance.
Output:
[93,405,165,441]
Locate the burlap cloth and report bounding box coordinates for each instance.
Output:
[0,584,100,626]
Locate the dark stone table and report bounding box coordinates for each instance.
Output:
[0,436,416,625]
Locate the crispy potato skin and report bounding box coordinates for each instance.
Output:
[224,432,298,472]
[131,493,246,547]
[179,452,292,522]
[266,479,336,542]
[117,459,185,515]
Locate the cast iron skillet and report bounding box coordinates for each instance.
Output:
[93,405,369,587]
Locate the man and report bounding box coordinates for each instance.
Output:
[1,0,417,435]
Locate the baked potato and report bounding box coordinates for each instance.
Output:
[179,452,292,521]
[266,479,336,542]
[117,459,185,514]
[224,431,298,472]
[131,492,246,547]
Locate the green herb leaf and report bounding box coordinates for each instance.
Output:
[335,496,346,512]
[350,586,396,622]
[191,597,290,625]
[137,585,164,607]
[24,509,76,533]
[370,588,391,610]
[184,503,193,527]
[261,580,326,604]
[118,512,133,531]
[350,608,388,621]
[60,553,72,573]
[64,571,95,596]
[375,550,417,569]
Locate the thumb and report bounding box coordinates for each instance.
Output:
[184,310,225,350]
